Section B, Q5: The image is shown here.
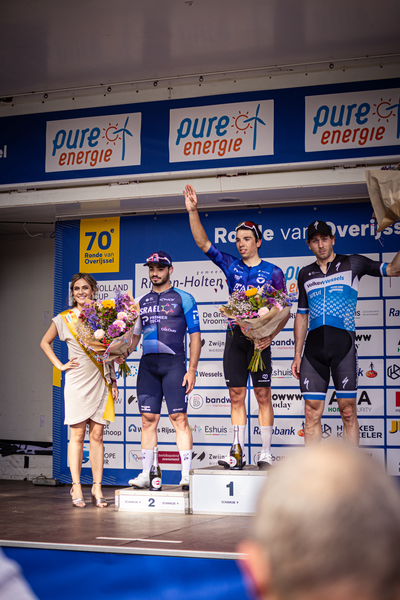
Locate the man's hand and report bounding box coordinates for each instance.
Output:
[291,356,302,380]
[184,184,198,213]
[255,335,272,351]
[182,368,196,394]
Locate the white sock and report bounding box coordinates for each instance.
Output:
[179,449,192,474]
[260,426,273,453]
[238,425,246,454]
[142,448,153,472]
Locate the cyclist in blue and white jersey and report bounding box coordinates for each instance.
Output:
[291,220,400,446]
[184,184,289,469]
[127,251,201,490]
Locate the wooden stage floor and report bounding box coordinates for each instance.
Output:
[0,480,252,559]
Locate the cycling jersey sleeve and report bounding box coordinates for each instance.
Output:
[205,243,236,277]
[175,289,201,334]
[348,254,388,278]
[271,265,288,294]
[297,266,309,315]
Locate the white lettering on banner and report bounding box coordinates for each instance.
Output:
[305,89,400,152]
[0,145,7,159]
[169,100,274,163]
[46,113,141,172]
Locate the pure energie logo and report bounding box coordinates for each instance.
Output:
[45,113,141,172]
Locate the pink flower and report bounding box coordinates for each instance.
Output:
[113,319,126,330]
[94,329,105,340]
[258,306,270,316]
[117,311,128,320]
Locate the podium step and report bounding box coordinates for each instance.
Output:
[189,465,267,515]
[115,485,190,513]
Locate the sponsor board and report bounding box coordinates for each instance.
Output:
[81,442,124,470]
[270,330,296,357]
[121,361,139,387]
[359,447,385,469]
[136,261,228,303]
[387,419,400,445]
[125,445,142,470]
[187,390,231,415]
[386,449,400,476]
[272,361,299,387]
[354,299,383,327]
[46,113,141,172]
[250,389,304,416]
[113,387,125,415]
[189,417,233,444]
[386,329,400,356]
[305,89,400,152]
[79,219,120,273]
[124,389,139,415]
[199,331,226,359]
[357,254,380,298]
[354,329,383,357]
[103,418,125,441]
[324,388,384,416]
[383,253,400,297]
[386,389,400,416]
[386,360,400,387]
[358,359,384,387]
[198,304,228,331]
[195,361,226,387]
[169,100,274,163]
[250,417,305,445]
[318,418,384,445]
[252,445,304,466]
[274,256,310,296]
[386,299,400,325]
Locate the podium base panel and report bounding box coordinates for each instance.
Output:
[189,465,267,515]
[115,485,189,513]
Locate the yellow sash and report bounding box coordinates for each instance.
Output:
[60,309,115,422]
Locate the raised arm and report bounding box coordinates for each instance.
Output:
[291,313,309,380]
[183,184,212,253]
[386,248,400,277]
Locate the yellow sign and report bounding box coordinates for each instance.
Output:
[79,217,120,273]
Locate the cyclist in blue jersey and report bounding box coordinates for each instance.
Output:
[184,184,289,469]
[291,220,400,446]
[125,251,201,490]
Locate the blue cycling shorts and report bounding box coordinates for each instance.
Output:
[137,353,188,415]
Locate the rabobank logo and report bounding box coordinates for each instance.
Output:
[46,113,142,173]
[169,100,273,163]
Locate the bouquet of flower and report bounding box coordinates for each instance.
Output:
[220,284,296,372]
[76,291,139,378]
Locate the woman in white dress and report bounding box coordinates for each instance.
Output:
[40,273,118,508]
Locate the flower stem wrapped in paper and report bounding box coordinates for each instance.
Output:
[220,284,296,372]
[76,291,139,378]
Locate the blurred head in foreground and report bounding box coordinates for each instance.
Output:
[238,444,400,600]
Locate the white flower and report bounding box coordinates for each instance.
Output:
[258,306,270,316]
[94,329,105,340]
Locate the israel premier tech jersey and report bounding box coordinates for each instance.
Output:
[134,287,200,355]
[297,254,388,332]
[205,243,287,294]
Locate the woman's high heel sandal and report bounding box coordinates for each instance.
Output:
[70,482,86,508]
[91,482,107,508]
